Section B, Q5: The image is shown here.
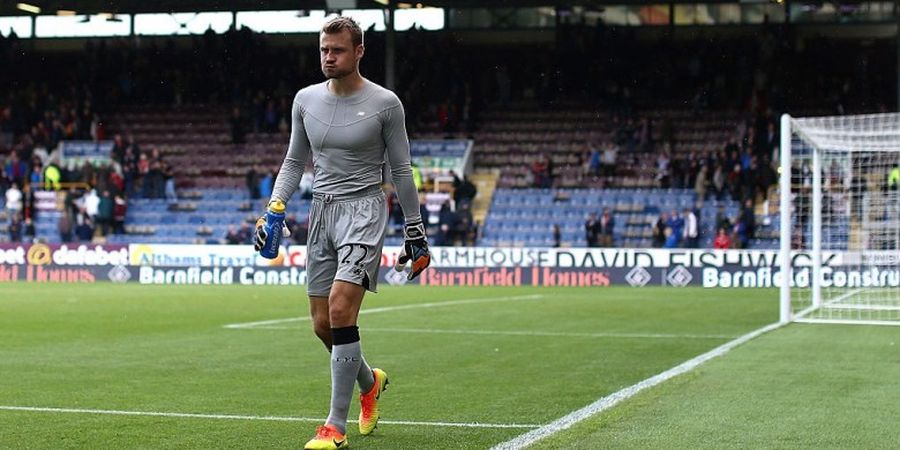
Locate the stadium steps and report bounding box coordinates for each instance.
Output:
[849,219,863,250]
[469,171,499,224]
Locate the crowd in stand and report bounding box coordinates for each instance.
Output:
[1,23,893,247]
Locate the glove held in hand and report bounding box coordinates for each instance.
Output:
[395,221,431,280]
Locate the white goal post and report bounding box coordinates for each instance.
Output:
[780,113,900,326]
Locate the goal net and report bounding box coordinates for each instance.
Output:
[780,113,900,326]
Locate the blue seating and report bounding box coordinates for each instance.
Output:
[483,188,795,249]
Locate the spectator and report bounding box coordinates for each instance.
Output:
[888,163,899,191]
[96,190,114,236]
[80,161,96,187]
[278,98,291,133]
[291,217,310,245]
[451,170,478,208]
[553,224,561,248]
[5,181,22,220]
[8,212,22,242]
[713,205,730,232]
[585,212,600,247]
[850,173,867,217]
[656,151,671,188]
[113,194,127,234]
[111,134,127,165]
[670,157,687,189]
[74,213,94,242]
[712,163,725,200]
[666,209,684,246]
[122,147,138,196]
[740,148,753,171]
[713,227,732,249]
[82,188,100,225]
[762,121,778,158]
[299,167,314,200]
[411,161,423,191]
[545,154,555,187]
[108,163,124,194]
[740,158,756,201]
[652,212,668,247]
[695,163,708,201]
[0,164,9,198]
[58,210,73,243]
[437,200,456,246]
[453,203,475,246]
[239,222,253,245]
[663,226,678,248]
[598,208,615,247]
[4,151,27,185]
[455,179,477,208]
[601,144,617,178]
[246,166,260,200]
[531,154,550,188]
[259,168,273,200]
[388,191,404,230]
[144,159,163,199]
[732,218,748,249]
[224,225,243,245]
[137,152,150,198]
[284,213,308,245]
[738,198,756,246]
[682,207,699,248]
[586,144,601,178]
[726,163,743,201]
[29,158,43,186]
[163,162,177,204]
[23,217,35,242]
[756,156,778,198]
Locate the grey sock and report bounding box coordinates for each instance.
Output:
[325,330,363,434]
[327,345,373,392]
[357,355,375,393]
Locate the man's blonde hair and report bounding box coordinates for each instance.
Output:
[322,16,363,47]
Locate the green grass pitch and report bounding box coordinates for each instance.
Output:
[1,284,896,449]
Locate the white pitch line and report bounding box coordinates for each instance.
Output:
[251,326,737,340]
[0,405,541,429]
[223,294,545,329]
[490,320,785,450]
[364,328,738,340]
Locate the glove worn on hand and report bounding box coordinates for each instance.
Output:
[253,214,291,252]
[394,221,431,280]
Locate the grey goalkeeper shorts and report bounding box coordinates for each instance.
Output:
[306,185,387,297]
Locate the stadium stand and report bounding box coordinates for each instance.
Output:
[0,26,891,249]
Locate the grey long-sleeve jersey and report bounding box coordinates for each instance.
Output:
[271,79,422,224]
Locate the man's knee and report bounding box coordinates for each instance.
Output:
[309,296,332,347]
[313,318,330,338]
[328,302,354,326]
[328,281,365,327]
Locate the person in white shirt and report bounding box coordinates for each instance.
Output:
[84,189,100,222]
[299,167,314,200]
[5,182,23,220]
[682,207,699,248]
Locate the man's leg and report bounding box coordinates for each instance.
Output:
[309,296,332,350]
[309,295,375,391]
[324,280,374,434]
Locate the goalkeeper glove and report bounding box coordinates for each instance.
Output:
[253,210,291,252]
[394,221,431,280]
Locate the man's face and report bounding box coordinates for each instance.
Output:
[320,30,363,79]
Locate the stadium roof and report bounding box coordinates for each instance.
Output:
[0,0,745,16]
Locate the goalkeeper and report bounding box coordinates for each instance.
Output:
[254,16,430,450]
